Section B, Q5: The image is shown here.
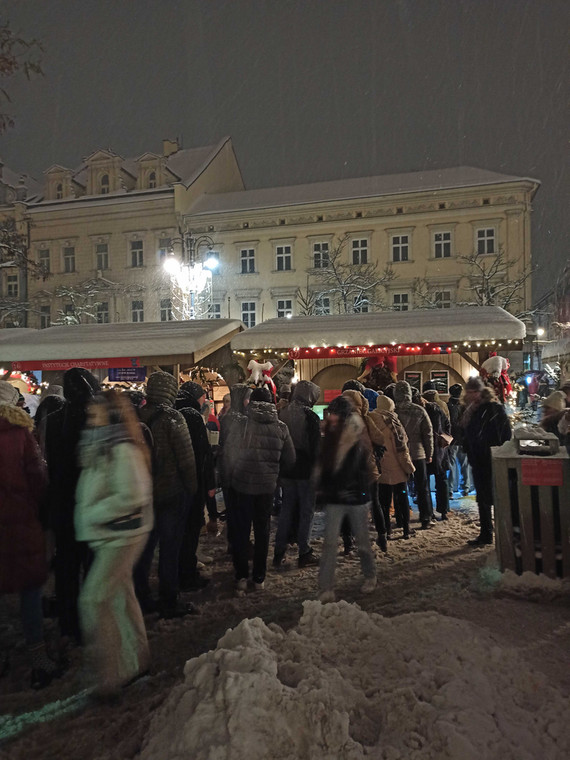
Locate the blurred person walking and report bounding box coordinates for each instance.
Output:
[422,390,451,520]
[75,390,153,699]
[447,383,472,496]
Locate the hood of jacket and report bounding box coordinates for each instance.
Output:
[175,391,202,412]
[63,367,100,406]
[145,371,177,407]
[394,381,412,404]
[0,403,34,432]
[343,389,369,418]
[292,380,320,407]
[247,400,278,424]
[230,383,251,414]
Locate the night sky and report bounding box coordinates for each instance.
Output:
[0,0,567,300]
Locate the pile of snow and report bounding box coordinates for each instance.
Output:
[139,601,569,760]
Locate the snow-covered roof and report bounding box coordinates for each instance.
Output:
[191,166,540,215]
[541,336,570,361]
[0,319,244,363]
[231,306,526,350]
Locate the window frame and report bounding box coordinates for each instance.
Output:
[96,301,109,324]
[130,239,144,268]
[63,246,76,274]
[240,247,256,274]
[434,290,452,309]
[131,299,144,323]
[476,227,496,255]
[391,233,410,263]
[312,241,330,269]
[275,244,292,271]
[315,294,331,315]
[392,292,410,311]
[6,273,19,298]
[351,238,369,265]
[208,302,222,319]
[38,247,50,274]
[241,301,256,327]
[433,230,452,259]
[160,298,173,322]
[96,242,109,271]
[39,305,51,329]
[276,298,293,318]
[100,173,110,195]
[353,295,369,313]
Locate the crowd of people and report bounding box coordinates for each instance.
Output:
[1,369,569,699]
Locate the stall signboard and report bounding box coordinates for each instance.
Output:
[108,367,147,382]
[404,371,422,391]
[11,357,143,371]
[430,370,449,394]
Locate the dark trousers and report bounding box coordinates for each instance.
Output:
[178,491,204,586]
[54,522,91,642]
[370,481,387,538]
[134,493,189,608]
[472,465,494,538]
[428,461,449,515]
[227,491,273,584]
[378,482,410,535]
[412,459,433,525]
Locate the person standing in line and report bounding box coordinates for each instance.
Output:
[0,382,63,689]
[134,371,198,618]
[273,380,321,569]
[316,395,377,602]
[447,383,472,497]
[394,381,434,530]
[221,387,295,596]
[75,390,153,699]
[370,395,416,539]
[421,390,451,521]
[462,376,512,546]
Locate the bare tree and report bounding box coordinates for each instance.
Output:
[303,234,396,314]
[0,218,48,279]
[0,20,43,134]
[51,277,143,325]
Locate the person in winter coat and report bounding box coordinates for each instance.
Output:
[462,377,512,545]
[370,396,415,539]
[273,380,321,568]
[316,395,377,602]
[175,381,217,591]
[539,391,567,445]
[422,383,450,419]
[394,381,434,529]
[342,389,388,550]
[75,390,153,699]
[134,371,198,618]
[221,387,295,596]
[0,382,63,689]
[44,367,101,643]
[420,391,451,520]
[447,383,472,496]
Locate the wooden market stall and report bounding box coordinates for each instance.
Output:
[231,306,526,403]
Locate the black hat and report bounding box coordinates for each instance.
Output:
[449,383,463,398]
[179,381,207,402]
[341,379,366,395]
[327,394,354,419]
[250,387,273,403]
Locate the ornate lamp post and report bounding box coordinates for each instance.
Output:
[163,228,219,319]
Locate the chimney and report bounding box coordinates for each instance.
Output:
[162,139,179,158]
[16,175,28,201]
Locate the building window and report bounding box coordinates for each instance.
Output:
[56,183,63,200]
[393,293,409,311]
[315,295,331,315]
[38,248,50,273]
[96,302,109,324]
[63,246,76,273]
[209,302,222,319]
[100,174,110,194]
[353,296,369,313]
[240,248,255,273]
[434,290,452,309]
[6,274,19,298]
[40,305,51,329]
[148,171,156,189]
[160,298,173,321]
[391,235,409,262]
[313,241,329,268]
[352,239,368,265]
[131,300,144,322]
[276,299,293,318]
[63,303,75,319]
[276,245,292,271]
[157,237,171,262]
[241,301,256,327]
[131,240,144,267]
[434,231,452,259]
[96,243,109,271]
[477,228,495,255]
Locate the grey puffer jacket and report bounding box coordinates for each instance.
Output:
[394,381,434,461]
[279,380,321,480]
[223,401,295,495]
[139,372,197,505]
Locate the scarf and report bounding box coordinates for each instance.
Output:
[378,410,408,453]
[78,423,133,468]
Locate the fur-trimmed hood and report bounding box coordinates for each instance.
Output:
[0,404,34,431]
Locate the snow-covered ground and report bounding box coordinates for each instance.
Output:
[1,498,569,760]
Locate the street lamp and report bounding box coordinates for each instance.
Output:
[163,229,219,319]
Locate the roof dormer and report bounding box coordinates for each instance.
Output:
[44,164,74,201]
[83,149,124,196]
[135,152,169,190]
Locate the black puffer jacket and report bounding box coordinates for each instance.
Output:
[447,396,465,445]
[317,414,372,505]
[279,380,321,480]
[463,389,512,471]
[219,384,251,448]
[175,391,216,500]
[222,401,295,495]
[424,401,451,470]
[139,372,197,504]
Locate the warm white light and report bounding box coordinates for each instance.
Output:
[536,328,545,337]
[163,256,180,275]
[286,313,293,319]
[203,256,219,271]
[469,368,479,377]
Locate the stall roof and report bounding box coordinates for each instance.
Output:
[0,319,244,363]
[231,307,525,350]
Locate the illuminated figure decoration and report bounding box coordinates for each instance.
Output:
[480,352,512,403]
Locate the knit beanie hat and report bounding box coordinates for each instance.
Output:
[63,367,100,405]
[0,382,19,406]
[363,388,379,411]
[376,395,395,413]
[341,379,366,395]
[423,389,438,403]
[327,394,355,419]
[465,376,485,392]
[422,380,435,391]
[146,371,178,406]
[541,390,566,412]
[250,387,273,403]
[449,383,463,398]
[394,381,412,403]
[179,381,206,402]
[383,383,396,401]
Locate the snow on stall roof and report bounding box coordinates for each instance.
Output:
[231,306,526,350]
[190,165,539,215]
[0,320,244,361]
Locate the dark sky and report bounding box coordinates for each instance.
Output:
[1,0,568,300]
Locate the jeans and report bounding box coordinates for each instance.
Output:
[274,480,316,557]
[448,445,472,493]
[378,482,410,535]
[319,502,376,593]
[20,586,44,645]
[134,493,189,608]
[412,459,433,524]
[228,491,273,584]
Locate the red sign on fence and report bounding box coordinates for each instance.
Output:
[521,459,564,486]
